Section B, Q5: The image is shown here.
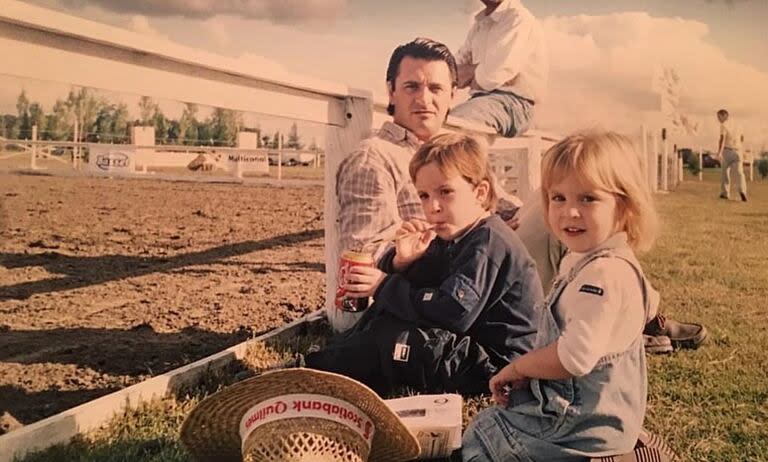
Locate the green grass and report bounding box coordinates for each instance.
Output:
[641,169,768,460]
[18,400,194,462]
[16,170,768,461]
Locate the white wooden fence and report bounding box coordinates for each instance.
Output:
[0,137,325,179]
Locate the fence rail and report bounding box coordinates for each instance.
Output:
[0,137,326,179]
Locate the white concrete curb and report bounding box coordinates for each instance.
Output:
[0,310,326,462]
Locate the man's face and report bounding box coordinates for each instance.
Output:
[389,56,454,142]
[717,112,728,123]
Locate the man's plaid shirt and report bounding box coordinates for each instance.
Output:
[336,121,426,258]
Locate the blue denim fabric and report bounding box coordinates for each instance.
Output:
[377,215,543,365]
[463,243,652,461]
[451,91,534,138]
[307,215,543,396]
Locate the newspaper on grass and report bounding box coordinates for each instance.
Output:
[385,394,463,459]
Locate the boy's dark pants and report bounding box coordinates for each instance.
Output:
[305,306,496,396]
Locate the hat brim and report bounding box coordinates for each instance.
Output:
[180,368,420,462]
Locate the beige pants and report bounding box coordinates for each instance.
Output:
[515,191,566,292]
[721,148,747,198]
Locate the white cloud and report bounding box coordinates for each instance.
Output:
[126,15,166,38]
[59,0,348,23]
[8,3,766,150]
[201,18,232,49]
[536,12,768,148]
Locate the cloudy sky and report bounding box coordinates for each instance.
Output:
[7,0,768,149]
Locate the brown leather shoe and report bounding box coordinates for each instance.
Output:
[643,334,673,354]
[644,314,708,350]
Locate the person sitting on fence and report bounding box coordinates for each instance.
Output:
[451,0,548,138]
[463,131,676,461]
[306,133,542,396]
[716,108,747,202]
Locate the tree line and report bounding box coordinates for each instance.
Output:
[1,89,318,151]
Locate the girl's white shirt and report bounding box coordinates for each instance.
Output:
[554,233,660,377]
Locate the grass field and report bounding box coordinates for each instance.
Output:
[16,169,768,461]
[642,169,768,460]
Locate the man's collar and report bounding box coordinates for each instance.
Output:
[474,0,515,21]
[380,121,423,147]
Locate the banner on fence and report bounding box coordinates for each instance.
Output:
[88,145,136,174]
[227,151,269,174]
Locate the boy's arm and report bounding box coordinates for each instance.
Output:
[375,239,502,333]
[377,246,398,273]
[377,236,440,274]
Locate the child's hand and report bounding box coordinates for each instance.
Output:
[393,219,436,270]
[490,361,528,406]
[344,266,386,298]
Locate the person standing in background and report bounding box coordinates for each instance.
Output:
[716,109,747,202]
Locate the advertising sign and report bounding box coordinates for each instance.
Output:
[88,144,136,174]
[228,150,269,174]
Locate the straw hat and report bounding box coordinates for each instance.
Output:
[180,368,420,462]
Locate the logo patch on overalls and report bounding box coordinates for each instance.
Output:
[393,343,411,362]
[422,291,434,301]
[579,284,604,296]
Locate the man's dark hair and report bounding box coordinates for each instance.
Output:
[385,37,458,115]
[717,109,729,118]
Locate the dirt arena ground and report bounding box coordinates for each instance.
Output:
[0,171,326,427]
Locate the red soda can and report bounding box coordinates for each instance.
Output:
[335,250,374,312]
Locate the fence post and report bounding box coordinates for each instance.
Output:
[661,130,669,191]
[698,147,703,181]
[641,125,650,191]
[324,95,373,333]
[650,130,659,193]
[277,136,283,181]
[30,125,37,169]
[73,119,79,169]
[516,136,542,205]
